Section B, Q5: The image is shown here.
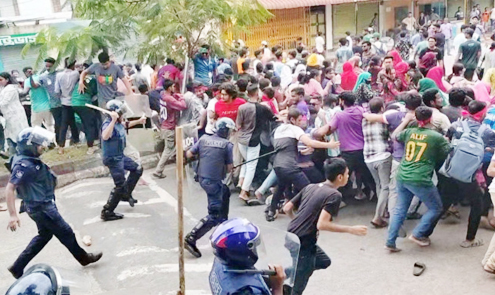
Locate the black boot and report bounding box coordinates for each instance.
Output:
[101,189,124,221]
[184,217,218,258]
[184,234,202,258]
[79,252,103,266]
[120,166,143,207]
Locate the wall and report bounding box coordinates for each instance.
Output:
[447,0,464,18]
[18,0,53,18]
[325,4,333,50]
[381,0,412,33]
[0,0,17,17]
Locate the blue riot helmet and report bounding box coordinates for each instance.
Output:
[213,117,236,139]
[106,99,132,117]
[5,263,70,295]
[210,218,261,269]
[16,127,55,157]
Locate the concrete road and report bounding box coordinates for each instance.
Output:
[1,165,495,295]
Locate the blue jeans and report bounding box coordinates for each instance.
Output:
[386,181,443,248]
[11,202,87,275]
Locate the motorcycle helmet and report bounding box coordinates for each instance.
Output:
[16,127,55,157]
[106,99,130,117]
[213,117,236,139]
[5,263,70,295]
[210,218,261,269]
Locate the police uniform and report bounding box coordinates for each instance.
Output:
[8,155,96,278]
[101,116,143,220]
[209,258,271,295]
[185,133,233,253]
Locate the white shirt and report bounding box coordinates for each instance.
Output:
[205,98,218,134]
[315,36,325,53]
[346,36,353,48]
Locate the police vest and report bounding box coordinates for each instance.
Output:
[11,155,56,203]
[102,118,126,160]
[209,258,271,295]
[197,135,231,181]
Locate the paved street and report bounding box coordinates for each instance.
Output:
[1,165,495,295]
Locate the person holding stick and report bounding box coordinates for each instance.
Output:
[100,100,146,221]
[184,117,235,258]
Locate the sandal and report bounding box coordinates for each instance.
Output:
[0,205,7,212]
[460,239,484,248]
[413,262,426,276]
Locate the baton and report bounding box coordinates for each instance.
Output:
[224,269,277,276]
[85,103,113,115]
[233,149,279,169]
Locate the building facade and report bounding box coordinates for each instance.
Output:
[240,0,494,52]
[0,0,72,72]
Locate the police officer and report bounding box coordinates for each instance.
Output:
[184,117,235,258]
[5,127,103,279]
[100,99,146,221]
[209,218,286,295]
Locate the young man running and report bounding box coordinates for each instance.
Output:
[284,158,367,294]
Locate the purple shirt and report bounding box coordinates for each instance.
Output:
[329,106,365,152]
[384,110,406,160]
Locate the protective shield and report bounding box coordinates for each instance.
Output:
[254,228,300,291]
[181,123,201,195]
[119,94,152,118]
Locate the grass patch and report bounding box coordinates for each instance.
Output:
[41,145,94,166]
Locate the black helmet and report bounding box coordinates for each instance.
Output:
[5,264,70,295]
[16,127,55,157]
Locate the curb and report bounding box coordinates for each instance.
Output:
[0,153,161,203]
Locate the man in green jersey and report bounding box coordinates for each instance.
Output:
[386,106,450,252]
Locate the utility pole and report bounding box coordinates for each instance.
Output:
[464,0,469,24]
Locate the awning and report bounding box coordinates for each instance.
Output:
[258,0,374,10]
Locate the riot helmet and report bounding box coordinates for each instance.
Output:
[5,264,70,295]
[106,99,130,117]
[210,218,261,268]
[213,117,236,139]
[16,127,55,157]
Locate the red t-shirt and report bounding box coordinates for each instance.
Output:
[215,98,246,121]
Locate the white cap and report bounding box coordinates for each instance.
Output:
[261,40,268,46]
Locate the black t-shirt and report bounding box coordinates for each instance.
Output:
[434,32,445,49]
[287,183,341,246]
[418,47,443,61]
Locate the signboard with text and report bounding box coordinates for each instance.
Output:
[0,33,37,46]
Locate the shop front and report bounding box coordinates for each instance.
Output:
[332,1,379,44]
[0,33,38,73]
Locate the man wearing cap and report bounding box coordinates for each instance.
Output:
[385,106,450,252]
[193,45,216,86]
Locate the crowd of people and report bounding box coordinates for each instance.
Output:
[5,5,495,294]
